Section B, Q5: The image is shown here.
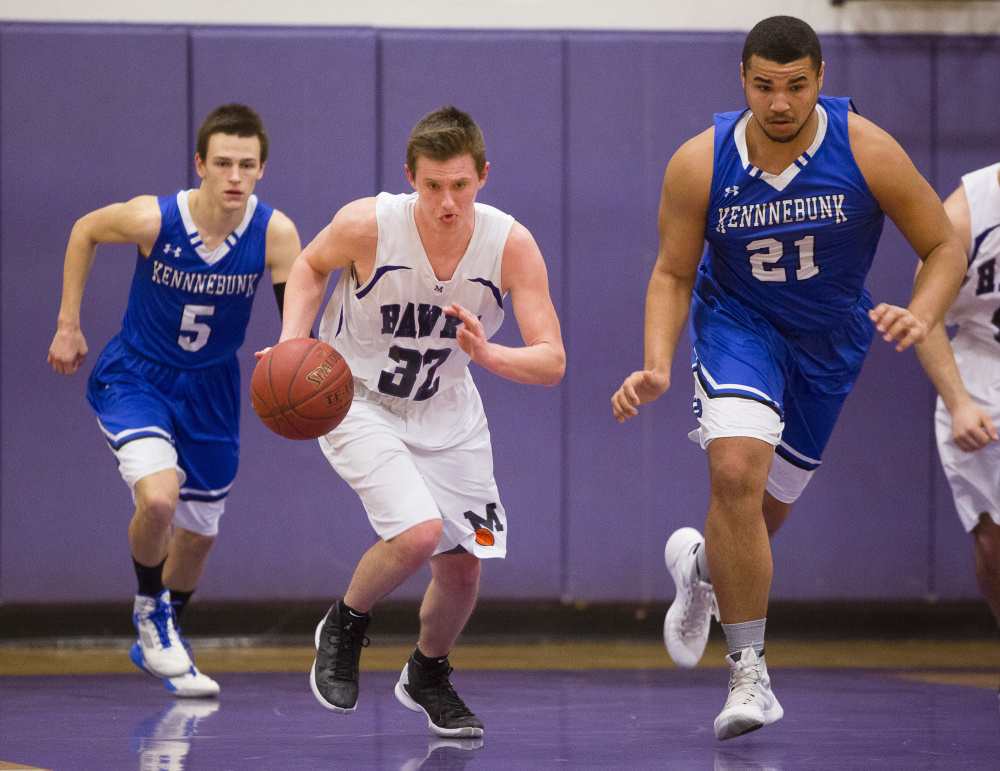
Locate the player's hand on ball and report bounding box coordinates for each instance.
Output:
[868,303,929,352]
[254,346,273,361]
[612,370,671,423]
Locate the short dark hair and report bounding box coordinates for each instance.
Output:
[196,103,269,164]
[742,16,822,74]
[406,106,486,178]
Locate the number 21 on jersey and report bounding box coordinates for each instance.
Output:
[747,236,818,282]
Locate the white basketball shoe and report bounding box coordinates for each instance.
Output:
[664,527,719,668]
[714,647,784,741]
[131,590,193,678]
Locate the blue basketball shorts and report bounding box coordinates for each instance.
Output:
[87,335,240,531]
[688,282,874,502]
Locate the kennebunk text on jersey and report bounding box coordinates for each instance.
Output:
[151,260,262,297]
[716,194,848,234]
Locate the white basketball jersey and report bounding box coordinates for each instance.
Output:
[946,163,1000,350]
[318,191,513,403]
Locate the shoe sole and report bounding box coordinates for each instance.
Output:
[310,614,357,714]
[394,666,484,739]
[714,694,784,741]
[167,679,220,699]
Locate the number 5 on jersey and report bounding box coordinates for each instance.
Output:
[178,304,215,352]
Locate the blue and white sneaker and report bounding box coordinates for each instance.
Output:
[131,590,193,678]
[131,629,220,698]
[163,663,221,698]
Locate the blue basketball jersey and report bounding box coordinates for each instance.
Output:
[700,95,885,334]
[119,190,272,367]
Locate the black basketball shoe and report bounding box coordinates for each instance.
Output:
[394,654,484,738]
[310,599,370,713]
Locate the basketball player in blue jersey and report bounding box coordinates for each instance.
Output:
[612,16,967,739]
[47,104,301,698]
[268,106,565,738]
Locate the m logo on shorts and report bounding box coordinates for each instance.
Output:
[464,503,503,546]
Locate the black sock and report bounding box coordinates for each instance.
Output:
[340,600,369,619]
[413,646,449,671]
[133,557,166,598]
[169,589,195,621]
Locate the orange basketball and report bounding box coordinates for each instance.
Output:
[251,338,354,440]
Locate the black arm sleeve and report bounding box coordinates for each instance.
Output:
[272,281,315,337]
[273,282,286,319]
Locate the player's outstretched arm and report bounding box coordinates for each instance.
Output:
[448,222,565,386]
[851,114,967,351]
[48,196,161,375]
[612,129,712,423]
[273,198,377,349]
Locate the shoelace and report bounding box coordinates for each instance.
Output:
[679,580,720,638]
[326,621,370,681]
[427,667,475,719]
[148,598,183,650]
[726,657,763,706]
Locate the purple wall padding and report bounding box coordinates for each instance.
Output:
[1,24,998,603]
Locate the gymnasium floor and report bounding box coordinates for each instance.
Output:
[1,638,997,770]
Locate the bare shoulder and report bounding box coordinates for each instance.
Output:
[500,220,547,294]
[503,220,540,257]
[847,111,912,180]
[334,196,378,233]
[264,208,302,279]
[300,196,378,275]
[79,194,162,249]
[671,126,715,169]
[661,126,714,216]
[266,208,299,241]
[664,128,714,200]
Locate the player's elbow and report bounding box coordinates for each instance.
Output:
[541,347,566,387]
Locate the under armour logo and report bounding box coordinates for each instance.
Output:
[433,284,444,293]
[163,243,182,257]
[724,186,739,197]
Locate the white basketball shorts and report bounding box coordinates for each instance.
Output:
[319,374,507,559]
[110,435,225,536]
[935,337,1000,532]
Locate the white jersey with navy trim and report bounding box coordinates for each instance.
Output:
[318,191,513,403]
[945,162,1000,350]
[120,189,271,368]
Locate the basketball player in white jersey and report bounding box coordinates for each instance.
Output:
[272,106,565,737]
[48,104,301,697]
[915,163,1000,700]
